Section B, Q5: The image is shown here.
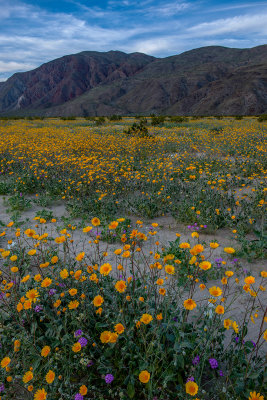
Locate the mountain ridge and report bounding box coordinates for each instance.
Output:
[1,45,267,116]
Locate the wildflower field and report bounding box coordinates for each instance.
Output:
[0,116,266,400]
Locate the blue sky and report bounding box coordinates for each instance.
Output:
[0,0,267,81]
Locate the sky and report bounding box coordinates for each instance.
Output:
[0,0,267,81]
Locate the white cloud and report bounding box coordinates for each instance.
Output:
[146,1,191,16]
[187,13,267,36]
[0,61,36,73]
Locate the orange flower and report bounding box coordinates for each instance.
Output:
[185,381,198,396]
[100,331,112,343]
[165,265,175,274]
[190,244,204,255]
[91,217,100,226]
[140,314,153,324]
[34,388,47,400]
[215,305,224,314]
[183,299,197,310]
[224,247,235,254]
[115,280,127,293]
[23,371,33,383]
[41,278,52,288]
[93,295,104,307]
[45,370,55,384]
[41,346,51,357]
[80,385,88,395]
[139,370,150,383]
[72,342,81,352]
[1,357,11,368]
[100,263,112,276]
[244,276,255,285]
[199,261,211,270]
[209,286,222,297]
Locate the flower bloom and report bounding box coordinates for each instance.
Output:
[190,244,204,255]
[215,305,224,314]
[83,226,92,233]
[26,289,39,303]
[34,388,47,400]
[91,217,100,226]
[45,370,55,384]
[100,263,112,276]
[248,391,264,400]
[209,358,218,369]
[23,370,34,383]
[41,346,51,357]
[224,247,235,254]
[210,242,219,249]
[60,269,69,279]
[115,280,127,293]
[139,370,150,383]
[209,286,222,297]
[263,330,267,341]
[72,342,82,352]
[199,261,211,270]
[224,319,232,330]
[165,265,175,274]
[100,331,112,343]
[109,221,118,229]
[78,337,88,347]
[184,299,197,310]
[1,357,11,368]
[93,295,104,307]
[41,278,52,288]
[114,323,125,334]
[244,276,255,285]
[76,252,85,261]
[74,394,83,400]
[79,385,88,395]
[185,381,198,396]
[68,300,79,309]
[28,249,36,256]
[105,374,114,383]
[140,313,153,324]
[179,242,190,249]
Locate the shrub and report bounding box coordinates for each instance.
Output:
[151,115,165,126]
[258,114,267,122]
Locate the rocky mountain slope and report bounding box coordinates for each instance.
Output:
[0,45,266,116]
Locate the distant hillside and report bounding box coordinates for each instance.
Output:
[0,45,267,116]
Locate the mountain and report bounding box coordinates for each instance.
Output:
[0,45,267,116]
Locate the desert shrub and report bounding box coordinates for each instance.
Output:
[151,115,165,126]
[95,117,105,126]
[60,116,76,121]
[108,115,122,121]
[0,220,266,399]
[124,119,153,138]
[258,114,267,122]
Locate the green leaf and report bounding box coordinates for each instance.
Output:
[127,383,135,398]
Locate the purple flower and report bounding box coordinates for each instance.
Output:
[0,383,5,393]
[209,358,218,369]
[105,374,114,384]
[74,329,83,337]
[34,305,43,313]
[204,225,207,228]
[192,355,200,366]
[48,289,57,296]
[87,360,94,367]
[186,376,194,382]
[58,283,66,288]
[78,337,88,347]
[173,317,178,322]
[219,370,224,376]
[74,394,83,400]
[251,340,256,348]
[235,336,239,343]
